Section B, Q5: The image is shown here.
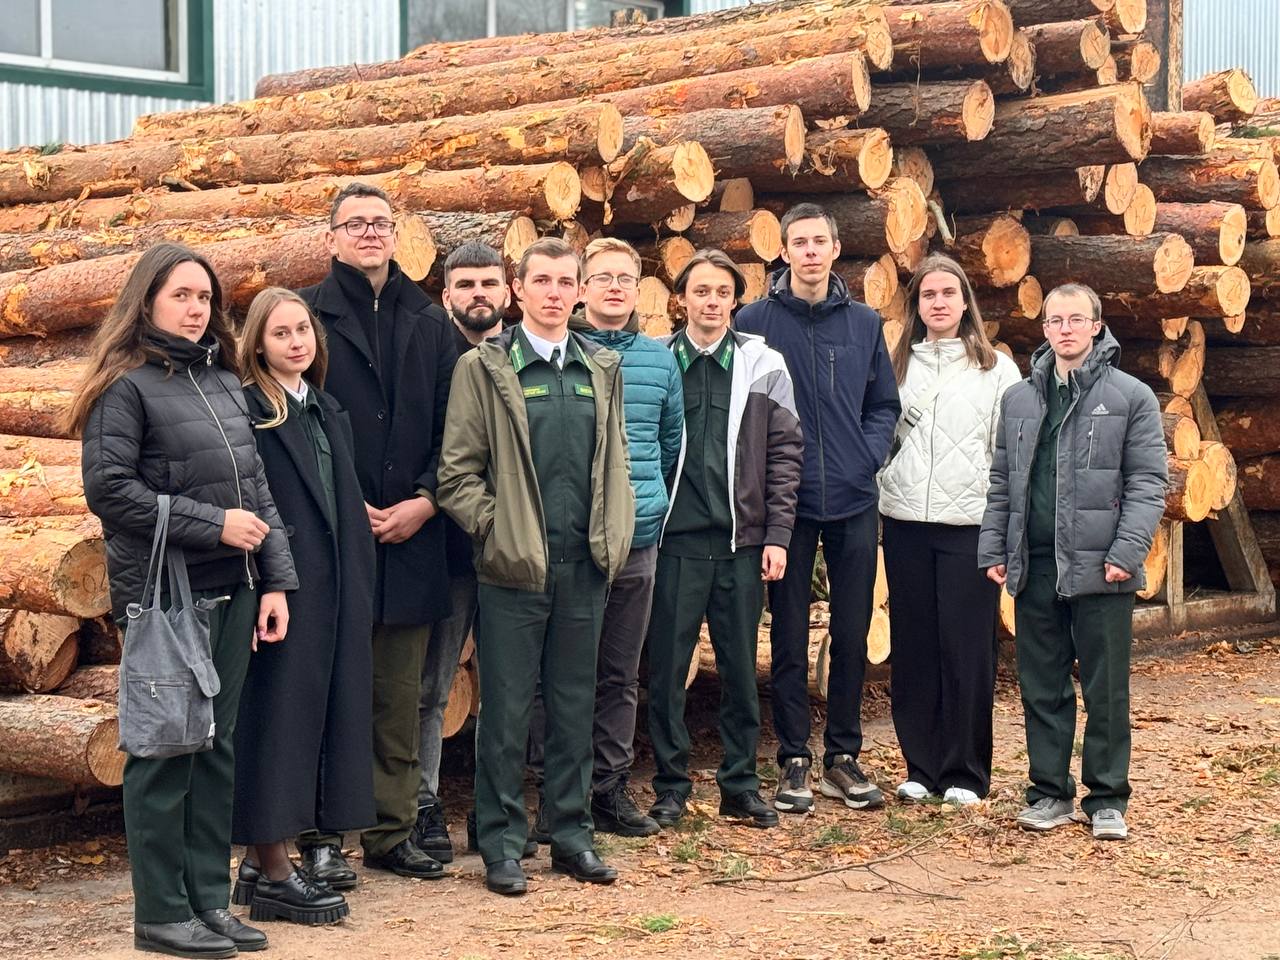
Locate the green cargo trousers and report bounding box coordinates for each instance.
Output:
[124,584,255,923]
[647,548,765,800]
[299,622,430,859]
[474,559,607,864]
[1014,564,1135,815]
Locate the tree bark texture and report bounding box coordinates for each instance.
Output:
[0,694,123,786]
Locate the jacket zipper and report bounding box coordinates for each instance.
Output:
[188,359,254,589]
[807,323,827,516]
[1053,373,1082,596]
[923,347,942,523]
[828,348,835,392]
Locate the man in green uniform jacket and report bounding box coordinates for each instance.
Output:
[438,238,635,896]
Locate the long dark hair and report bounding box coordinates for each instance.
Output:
[890,253,997,385]
[63,243,236,437]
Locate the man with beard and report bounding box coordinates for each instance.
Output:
[412,241,509,865]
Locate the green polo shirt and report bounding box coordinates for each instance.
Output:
[1027,366,1073,562]
[511,325,596,563]
[663,330,735,560]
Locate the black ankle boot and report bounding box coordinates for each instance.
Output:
[592,781,659,837]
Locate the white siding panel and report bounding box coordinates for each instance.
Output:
[0,0,400,150]
[688,0,749,10]
[1184,0,1280,100]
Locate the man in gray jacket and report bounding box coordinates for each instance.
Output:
[978,283,1167,841]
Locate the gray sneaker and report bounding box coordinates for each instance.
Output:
[818,755,884,810]
[1091,808,1128,840]
[1016,797,1077,831]
[774,757,814,813]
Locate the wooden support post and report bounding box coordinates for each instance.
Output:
[1142,0,1183,111]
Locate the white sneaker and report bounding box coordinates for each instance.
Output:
[896,780,932,802]
[943,787,981,807]
[1091,808,1128,840]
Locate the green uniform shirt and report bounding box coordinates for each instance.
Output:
[1027,366,1073,561]
[511,325,596,563]
[663,331,735,560]
[287,387,337,527]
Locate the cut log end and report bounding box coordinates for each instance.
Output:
[1153,234,1195,294]
[1004,30,1036,93]
[850,48,873,112]
[1122,184,1157,236]
[1162,413,1202,460]
[1137,522,1170,600]
[782,105,807,173]
[671,141,715,204]
[963,81,996,142]
[1199,441,1238,512]
[1258,161,1280,211]
[1212,265,1252,317]
[504,216,539,262]
[1112,87,1151,163]
[393,215,437,283]
[545,162,583,221]
[1167,456,1215,522]
[0,610,80,693]
[1104,163,1139,216]
[665,204,697,233]
[858,129,895,192]
[716,179,754,213]
[981,216,1033,288]
[1080,20,1112,71]
[597,103,625,165]
[1220,205,1248,265]
[1110,0,1148,34]
[977,1,1016,65]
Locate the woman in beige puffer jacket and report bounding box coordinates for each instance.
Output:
[878,255,1021,807]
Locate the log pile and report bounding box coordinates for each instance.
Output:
[0,0,1275,793]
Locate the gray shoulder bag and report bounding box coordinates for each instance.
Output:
[118,495,222,759]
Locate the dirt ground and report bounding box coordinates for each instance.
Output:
[1,634,1278,960]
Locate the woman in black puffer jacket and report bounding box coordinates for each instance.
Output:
[66,243,298,960]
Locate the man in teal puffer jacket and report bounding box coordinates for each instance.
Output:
[530,237,684,837]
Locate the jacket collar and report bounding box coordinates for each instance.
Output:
[329,257,403,314]
[765,267,853,318]
[672,328,733,372]
[144,328,220,370]
[244,382,332,521]
[1029,325,1120,393]
[568,306,641,336]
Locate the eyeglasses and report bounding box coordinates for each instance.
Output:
[334,218,395,237]
[585,272,639,290]
[1043,315,1094,330]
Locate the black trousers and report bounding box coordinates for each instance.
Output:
[881,517,999,796]
[768,507,879,767]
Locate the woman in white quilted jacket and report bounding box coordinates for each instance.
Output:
[878,254,1022,806]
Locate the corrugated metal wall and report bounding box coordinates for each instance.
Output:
[0,0,401,150]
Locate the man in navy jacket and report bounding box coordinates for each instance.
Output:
[734,203,900,814]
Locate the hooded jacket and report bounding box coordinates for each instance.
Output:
[82,331,298,623]
[437,325,635,590]
[661,329,804,551]
[977,327,1168,598]
[878,338,1023,526]
[734,269,900,521]
[568,309,684,548]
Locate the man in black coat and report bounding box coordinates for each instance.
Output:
[297,182,457,882]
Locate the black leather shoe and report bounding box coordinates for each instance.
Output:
[592,781,660,837]
[300,844,357,891]
[249,870,350,925]
[364,838,444,879]
[648,790,687,827]
[232,860,259,906]
[412,801,455,864]
[195,909,269,951]
[133,918,236,958]
[484,858,528,896]
[551,849,618,884]
[720,789,780,828]
[467,808,537,859]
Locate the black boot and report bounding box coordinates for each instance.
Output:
[467,807,538,859]
[592,780,659,837]
[485,859,528,896]
[299,844,356,891]
[720,789,780,828]
[412,801,455,864]
[551,849,618,884]
[363,839,444,879]
[250,870,350,925]
[648,790,687,828]
[133,918,236,959]
[195,909,268,951]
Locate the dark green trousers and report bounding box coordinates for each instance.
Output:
[475,559,606,864]
[124,584,255,923]
[647,549,764,800]
[300,622,429,858]
[1014,565,1135,815]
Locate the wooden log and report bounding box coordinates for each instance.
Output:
[1199,440,1237,512]
[714,179,754,213]
[0,330,94,368]
[1201,310,1280,348]
[975,276,1044,320]
[1102,162,1140,215]
[604,50,872,122]
[441,660,474,739]
[1022,216,1079,237]
[0,464,87,517]
[1029,233,1193,295]
[635,237,696,286]
[1235,239,1280,300]
[999,27,1037,93]
[1216,398,1280,458]
[858,80,995,144]
[1127,320,1206,398]
[419,211,538,292]
[1248,206,1280,239]
[686,210,782,263]
[1003,0,1116,25]
[0,520,109,617]
[832,255,900,311]
[601,140,715,226]
[55,664,119,703]
[1155,391,1195,419]
[865,606,891,665]
[79,617,122,666]
[885,1,1016,69]
[1136,520,1169,600]
[638,277,674,334]
[1238,454,1280,510]
[0,362,80,438]
[947,214,1032,288]
[622,106,804,180]
[0,610,80,694]
[738,263,769,304]
[1101,266,1250,319]
[1204,346,1280,398]
[759,178,928,256]
[932,85,1150,179]
[0,435,81,470]
[1,103,622,206]
[1139,153,1280,210]
[747,128,894,194]
[1113,38,1161,85]
[1024,19,1111,76]
[1162,412,1202,459]
[0,694,123,786]
[1182,68,1259,124]
[1071,183,1156,236]
[1151,202,1247,267]
[1166,456,1214,521]
[1148,110,1216,155]
[888,146,935,198]
[940,164,1104,212]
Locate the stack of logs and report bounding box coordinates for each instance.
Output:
[0,0,1271,802]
